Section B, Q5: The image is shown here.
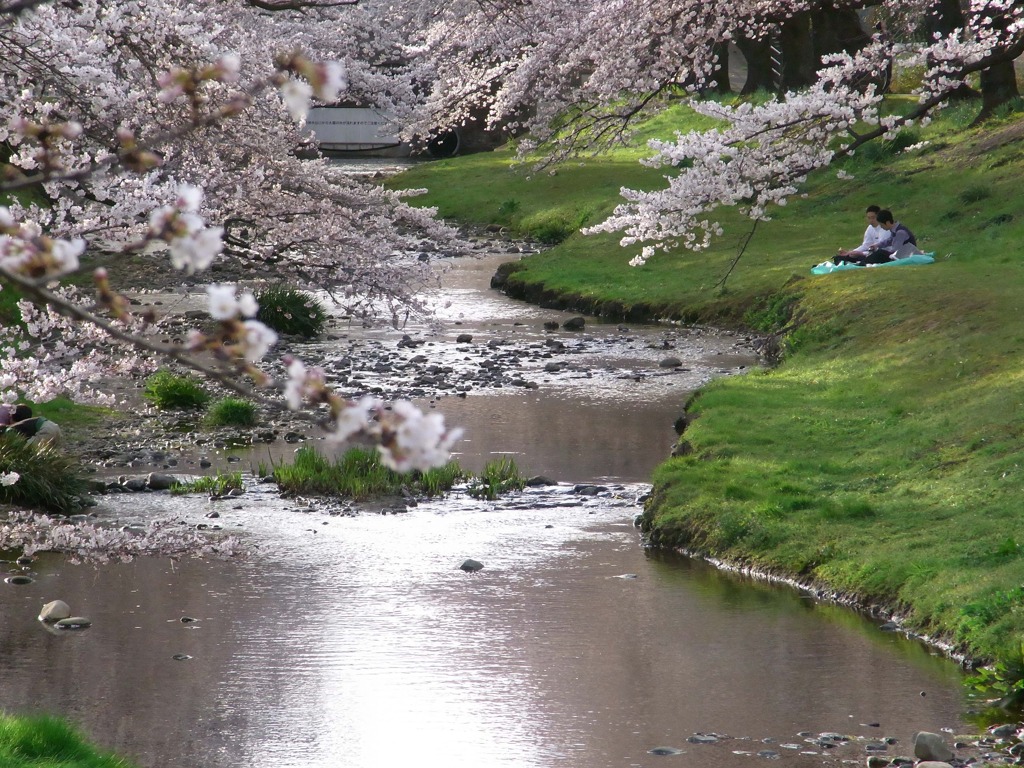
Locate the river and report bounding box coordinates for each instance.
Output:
[0,251,970,767]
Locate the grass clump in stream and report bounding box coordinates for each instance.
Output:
[143,371,210,410]
[272,447,529,501]
[466,457,527,500]
[0,713,135,768]
[170,472,243,496]
[273,446,464,500]
[205,397,258,427]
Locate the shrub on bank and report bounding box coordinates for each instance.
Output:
[0,713,135,768]
[205,397,258,427]
[142,371,210,410]
[0,433,91,513]
[255,285,328,338]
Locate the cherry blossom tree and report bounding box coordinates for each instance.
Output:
[408,0,1024,258]
[0,0,464,474]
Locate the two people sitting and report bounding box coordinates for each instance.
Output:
[836,205,922,266]
[0,404,63,449]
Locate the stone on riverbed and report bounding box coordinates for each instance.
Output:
[146,472,177,491]
[687,734,719,744]
[459,559,484,572]
[914,732,954,762]
[121,476,149,492]
[561,316,585,331]
[55,617,92,630]
[526,475,555,486]
[39,600,72,622]
[659,357,683,368]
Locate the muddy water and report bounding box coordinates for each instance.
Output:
[0,253,970,767]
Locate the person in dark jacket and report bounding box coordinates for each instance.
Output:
[11,405,63,449]
[843,209,920,265]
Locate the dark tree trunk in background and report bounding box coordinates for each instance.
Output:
[924,0,964,37]
[736,37,776,94]
[980,60,1020,115]
[779,14,817,90]
[811,7,871,58]
[708,42,732,94]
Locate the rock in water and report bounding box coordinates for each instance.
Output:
[39,600,72,622]
[55,617,92,630]
[913,732,954,763]
[146,472,177,491]
[459,559,484,572]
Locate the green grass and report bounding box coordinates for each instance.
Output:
[386,96,1024,671]
[255,285,328,338]
[169,472,242,496]
[142,371,210,410]
[205,397,258,427]
[466,457,527,500]
[0,432,91,513]
[274,446,465,499]
[271,446,528,501]
[0,714,134,768]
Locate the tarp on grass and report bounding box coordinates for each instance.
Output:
[811,252,935,275]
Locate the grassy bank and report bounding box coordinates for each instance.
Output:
[387,99,1024,670]
[0,714,134,767]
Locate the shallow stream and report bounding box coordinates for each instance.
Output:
[0,252,970,767]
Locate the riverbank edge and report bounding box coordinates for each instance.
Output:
[491,256,1005,680]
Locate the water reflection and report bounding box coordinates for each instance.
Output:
[0,250,970,767]
[0,486,966,768]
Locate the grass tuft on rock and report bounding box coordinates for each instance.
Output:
[0,433,91,513]
[0,713,135,768]
[255,285,328,338]
[143,371,210,410]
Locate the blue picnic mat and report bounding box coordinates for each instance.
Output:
[811,253,935,275]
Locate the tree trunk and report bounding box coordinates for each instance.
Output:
[736,37,775,94]
[708,42,732,94]
[980,59,1020,116]
[779,14,816,91]
[924,0,964,38]
[811,7,870,59]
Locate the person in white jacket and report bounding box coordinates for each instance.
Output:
[837,205,887,260]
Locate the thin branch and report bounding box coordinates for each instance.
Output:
[716,219,759,289]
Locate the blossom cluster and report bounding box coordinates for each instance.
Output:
[0,207,86,279]
[283,359,463,471]
[146,185,224,274]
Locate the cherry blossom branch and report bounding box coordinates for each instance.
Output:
[0,264,262,399]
